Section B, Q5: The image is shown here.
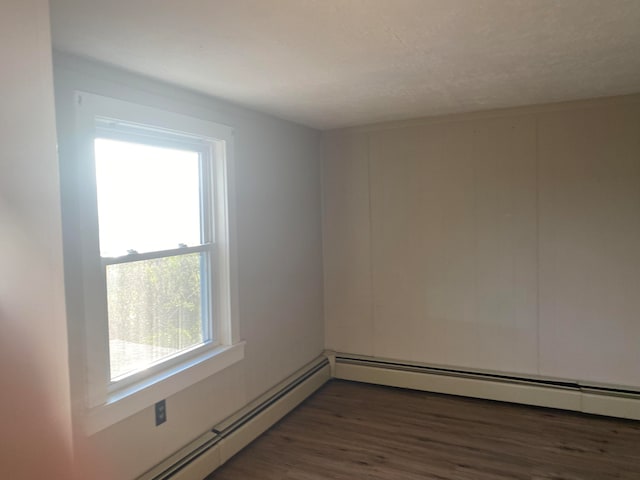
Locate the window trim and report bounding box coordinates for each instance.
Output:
[73,92,242,434]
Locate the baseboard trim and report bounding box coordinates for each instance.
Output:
[332,353,640,421]
[137,355,331,480]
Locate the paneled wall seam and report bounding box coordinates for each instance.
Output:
[319,133,328,347]
[535,115,541,376]
[472,126,479,335]
[366,132,375,357]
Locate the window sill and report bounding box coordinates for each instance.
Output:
[83,341,245,434]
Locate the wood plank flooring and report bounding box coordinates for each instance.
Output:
[206,380,640,479]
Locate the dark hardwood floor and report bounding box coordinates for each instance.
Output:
[206,380,640,479]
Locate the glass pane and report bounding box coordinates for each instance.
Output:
[107,253,206,380]
[95,138,202,257]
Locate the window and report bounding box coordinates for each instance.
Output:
[74,93,242,433]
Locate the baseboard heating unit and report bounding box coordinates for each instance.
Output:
[332,353,640,422]
[137,356,331,480]
[137,351,639,480]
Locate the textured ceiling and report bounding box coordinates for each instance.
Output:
[50,0,640,129]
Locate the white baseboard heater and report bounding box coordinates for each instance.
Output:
[138,351,639,480]
[332,353,640,422]
[137,356,331,480]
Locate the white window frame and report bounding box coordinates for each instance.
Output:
[74,92,243,434]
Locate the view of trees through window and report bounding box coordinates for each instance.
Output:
[107,253,205,380]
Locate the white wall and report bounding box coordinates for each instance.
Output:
[0,0,73,476]
[323,95,640,389]
[54,54,324,479]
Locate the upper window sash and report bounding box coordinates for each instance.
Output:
[93,128,216,253]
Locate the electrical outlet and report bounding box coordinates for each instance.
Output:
[155,399,167,426]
